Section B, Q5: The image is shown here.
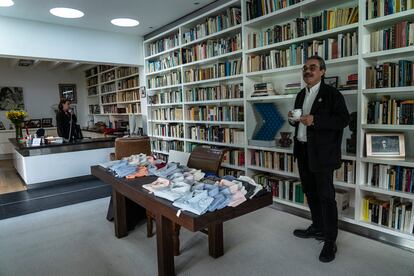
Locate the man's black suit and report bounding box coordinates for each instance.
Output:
[290,81,350,242]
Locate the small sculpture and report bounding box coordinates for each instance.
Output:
[279,132,293,147]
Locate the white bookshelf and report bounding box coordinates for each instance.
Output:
[143,0,414,242]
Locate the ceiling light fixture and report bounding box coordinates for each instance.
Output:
[111,18,139,27]
[0,0,14,7]
[50,7,84,18]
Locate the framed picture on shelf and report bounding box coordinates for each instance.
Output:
[366,133,405,158]
[41,118,53,127]
[26,119,41,128]
[324,76,339,88]
[59,84,77,103]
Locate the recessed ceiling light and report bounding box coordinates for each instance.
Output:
[50,7,84,18]
[0,0,14,7]
[111,18,139,27]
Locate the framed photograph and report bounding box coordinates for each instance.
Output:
[0,121,5,130]
[59,84,77,103]
[41,118,53,127]
[0,86,24,111]
[26,119,41,129]
[324,76,339,88]
[366,133,405,158]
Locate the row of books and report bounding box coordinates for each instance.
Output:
[101,94,117,104]
[219,168,244,178]
[367,97,414,125]
[188,126,245,144]
[247,8,358,49]
[251,150,298,174]
[187,106,244,122]
[100,70,116,83]
[182,33,242,64]
[147,33,179,57]
[87,77,98,87]
[365,60,414,88]
[146,52,180,73]
[154,152,168,162]
[222,149,245,166]
[85,67,98,78]
[125,103,140,114]
[335,160,356,184]
[118,77,139,90]
[263,176,306,204]
[184,59,242,82]
[101,83,116,94]
[117,67,138,78]
[152,107,183,121]
[99,65,114,72]
[185,83,243,102]
[88,86,98,96]
[150,90,182,105]
[118,90,140,102]
[151,140,184,152]
[182,7,241,44]
[153,124,184,138]
[367,163,414,193]
[147,71,181,89]
[362,196,413,233]
[366,0,414,20]
[88,104,100,115]
[245,0,303,21]
[103,106,127,114]
[370,21,414,52]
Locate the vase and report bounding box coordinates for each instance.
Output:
[278,132,292,148]
[14,123,23,140]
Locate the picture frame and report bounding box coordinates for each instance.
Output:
[324,76,339,88]
[0,121,5,130]
[26,119,41,129]
[41,118,53,128]
[366,133,405,158]
[59,84,77,103]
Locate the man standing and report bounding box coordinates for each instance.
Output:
[288,56,350,262]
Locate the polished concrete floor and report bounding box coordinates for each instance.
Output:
[0,159,26,194]
[1,197,413,276]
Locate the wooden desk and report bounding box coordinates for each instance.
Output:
[91,165,272,276]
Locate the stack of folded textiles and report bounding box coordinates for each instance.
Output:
[99,154,269,215]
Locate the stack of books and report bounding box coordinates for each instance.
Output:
[284,82,301,94]
[251,83,275,97]
[338,73,358,90]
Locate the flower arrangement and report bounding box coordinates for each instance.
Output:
[6,110,27,140]
[6,110,27,124]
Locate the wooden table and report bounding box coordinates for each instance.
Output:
[91,165,272,276]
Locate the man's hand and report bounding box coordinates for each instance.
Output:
[300,115,314,126]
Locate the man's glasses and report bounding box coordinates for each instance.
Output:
[302,65,320,72]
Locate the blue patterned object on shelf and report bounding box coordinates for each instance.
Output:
[252,103,285,140]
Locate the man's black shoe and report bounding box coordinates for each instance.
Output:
[293,225,324,240]
[319,241,337,263]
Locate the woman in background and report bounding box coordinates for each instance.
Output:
[56,99,77,140]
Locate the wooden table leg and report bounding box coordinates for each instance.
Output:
[172,223,181,256]
[113,188,128,238]
[208,222,224,258]
[156,214,175,276]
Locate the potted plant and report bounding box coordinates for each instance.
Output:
[6,110,27,140]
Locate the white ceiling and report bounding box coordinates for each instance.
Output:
[0,0,215,36]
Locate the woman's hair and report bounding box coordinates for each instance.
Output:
[58,99,70,111]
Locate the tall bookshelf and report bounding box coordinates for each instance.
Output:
[85,65,141,128]
[143,0,414,245]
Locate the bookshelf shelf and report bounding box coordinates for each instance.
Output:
[100,79,117,86]
[362,124,414,131]
[150,103,183,107]
[362,46,414,60]
[359,221,414,240]
[183,98,244,105]
[147,84,182,91]
[151,135,185,141]
[117,73,140,81]
[247,165,299,178]
[149,120,184,123]
[185,120,244,125]
[361,157,414,168]
[183,74,243,86]
[359,185,414,200]
[185,138,244,148]
[220,163,246,171]
[101,91,117,95]
[246,64,303,77]
[340,89,358,96]
[182,50,243,67]
[117,86,140,93]
[362,86,414,95]
[245,23,359,54]
[363,8,414,29]
[334,181,356,189]
[248,145,293,154]
[247,94,297,101]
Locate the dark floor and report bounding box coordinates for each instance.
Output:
[0,177,111,220]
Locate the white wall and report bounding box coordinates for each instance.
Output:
[0,16,143,66]
[0,60,86,128]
